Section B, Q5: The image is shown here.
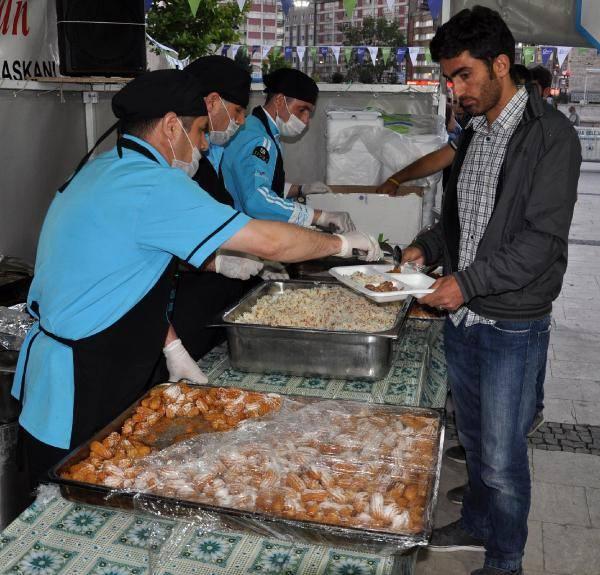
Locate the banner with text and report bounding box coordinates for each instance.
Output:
[1,0,60,81]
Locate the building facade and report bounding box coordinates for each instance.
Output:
[283,0,409,80]
[237,0,286,70]
[405,0,437,83]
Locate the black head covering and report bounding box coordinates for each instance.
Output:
[112,69,207,121]
[58,70,207,193]
[185,55,251,108]
[263,68,318,105]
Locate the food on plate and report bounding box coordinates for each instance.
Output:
[349,271,388,285]
[61,383,282,485]
[349,271,402,293]
[365,281,400,293]
[234,285,400,332]
[387,267,402,273]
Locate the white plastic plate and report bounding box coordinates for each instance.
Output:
[328,265,436,303]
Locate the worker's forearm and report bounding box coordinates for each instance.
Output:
[390,145,454,184]
[223,220,341,262]
[271,224,341,262]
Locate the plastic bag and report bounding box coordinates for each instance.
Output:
[327,125,446,189]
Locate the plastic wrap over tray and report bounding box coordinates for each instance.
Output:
[52,383,444,555]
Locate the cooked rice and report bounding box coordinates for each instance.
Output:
[234,286,400,332]
[349,271,390,286]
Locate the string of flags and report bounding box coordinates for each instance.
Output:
[221,44,433,66]
[521,45,572,67]
[175,0,443,19]
[223,43,582,69]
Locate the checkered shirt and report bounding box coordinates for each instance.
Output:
[450,88,529,327]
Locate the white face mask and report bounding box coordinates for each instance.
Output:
[209,97,240,146]
[275,97,307,138]
[169,118,201,177]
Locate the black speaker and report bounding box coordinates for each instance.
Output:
[56,0,146,77]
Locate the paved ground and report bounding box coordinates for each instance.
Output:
[415,163,600,575]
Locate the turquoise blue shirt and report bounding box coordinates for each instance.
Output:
[205,142,224,173]
[12,135,250,449]
[221,110,314,226]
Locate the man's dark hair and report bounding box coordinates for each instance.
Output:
[430,5,515,70]
[529,65,552,91]
[120,118,160,138]
[511,64,531,85]
[120,116,195,138]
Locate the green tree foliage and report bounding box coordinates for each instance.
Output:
[147,0,247,60]
[261,50,291,76]
[343,17,405,83]
[234,47,252,74]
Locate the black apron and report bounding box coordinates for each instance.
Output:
[21,138,177,449]
[193,154,234,207]
[252,106,285,198]
[175,145,260,362]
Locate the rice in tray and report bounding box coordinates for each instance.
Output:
[233,286,401,332]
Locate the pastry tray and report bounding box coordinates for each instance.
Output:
[48,385,445,552]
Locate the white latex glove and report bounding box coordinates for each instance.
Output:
[316,210,356,233]
[163,339,208,384]
[303,181,332,195]
[215,251,264,280]
[334,232,383,261]
[260,261,290,280]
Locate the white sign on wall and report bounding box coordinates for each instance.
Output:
[0,0,59,81]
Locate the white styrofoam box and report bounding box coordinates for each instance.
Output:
[326,111,384,185]
[307,193,422,247]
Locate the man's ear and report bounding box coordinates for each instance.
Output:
[159,112,181,140]
[204,92,220,112]
[493,54,512,80]
[274,93,286,109]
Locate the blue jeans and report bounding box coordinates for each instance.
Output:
[444,315,551,572]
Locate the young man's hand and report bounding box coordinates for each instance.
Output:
[400,246,426,266]
[419,275,464,311]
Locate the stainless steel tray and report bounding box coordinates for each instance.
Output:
[215,280,411,381]
[48,385,445,552]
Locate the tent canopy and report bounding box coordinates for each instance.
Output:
[450,0,593,48]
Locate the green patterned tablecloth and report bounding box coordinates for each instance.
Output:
[0,319,447,575]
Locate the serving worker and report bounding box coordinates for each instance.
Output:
[222,68,354,233]
[169,55,262,368]
[187,55,249,206]
[12,69,382,488]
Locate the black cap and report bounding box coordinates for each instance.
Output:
[186,55,251,108]
[263,68,318,105]
[112,69,207,122]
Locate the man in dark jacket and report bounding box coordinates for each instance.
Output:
[402,7,581,575]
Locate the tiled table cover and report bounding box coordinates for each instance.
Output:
[0,319,446,575]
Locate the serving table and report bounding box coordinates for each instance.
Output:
[0,319,447,575]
